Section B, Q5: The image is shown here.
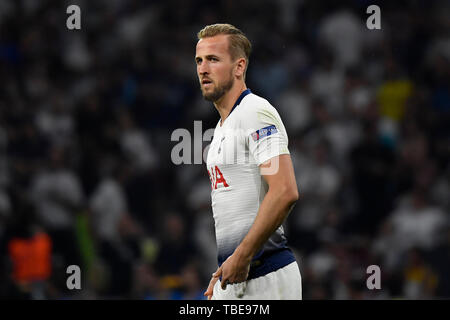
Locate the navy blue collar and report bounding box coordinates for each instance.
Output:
[230,88,251,115]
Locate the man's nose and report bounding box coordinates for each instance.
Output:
[198,61,209,74]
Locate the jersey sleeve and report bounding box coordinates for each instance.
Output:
[241,103,290,166]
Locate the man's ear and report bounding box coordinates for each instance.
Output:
[235,57,247,78]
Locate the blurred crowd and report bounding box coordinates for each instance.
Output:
[0,0,449,299]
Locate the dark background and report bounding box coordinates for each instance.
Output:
[0,0,449,299]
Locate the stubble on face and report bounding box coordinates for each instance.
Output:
[201,69,234,102]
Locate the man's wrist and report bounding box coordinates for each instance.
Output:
[235,242,256,264]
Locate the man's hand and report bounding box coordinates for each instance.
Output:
[219,250,251,290]
[203,249,251,300]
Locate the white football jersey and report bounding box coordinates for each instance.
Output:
[206,89,296,280]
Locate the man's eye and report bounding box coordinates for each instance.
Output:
[210,57,218,61]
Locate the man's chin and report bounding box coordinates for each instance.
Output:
[203,94,216,102]
[202,90,223,102]
[201,79,233,102]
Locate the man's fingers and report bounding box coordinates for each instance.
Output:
[204,268,222,300]
[221,280,227,290]
[204,278,217,300]
[204,276,218,299]
[221,277,229,290]
[212,268,222,278]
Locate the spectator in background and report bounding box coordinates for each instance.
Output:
[118,109,158,174]
[89,160,143,298]
[291,136,341,253]
[310,49,345,116]
[402,247,438,299]
[35,92,75,148]
[116,108,162,230]
[2,197,51,299]
[372,182,448,274]
[347,120,395,237]
[29,146,84,271]
[318,8,364,70]
[275,75,313,137]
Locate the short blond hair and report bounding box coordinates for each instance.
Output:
[197,23,252,76]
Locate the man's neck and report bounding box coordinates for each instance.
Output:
[214,83,247,126]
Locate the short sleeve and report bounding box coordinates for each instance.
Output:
[241,103,290,166]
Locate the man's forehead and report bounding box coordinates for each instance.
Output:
[196,35,230,54]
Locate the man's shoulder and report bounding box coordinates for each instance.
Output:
[238,93,277,118]
[235,93,283,129]
[241,92,271,108]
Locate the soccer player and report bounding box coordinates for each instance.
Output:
[195,23,302,300]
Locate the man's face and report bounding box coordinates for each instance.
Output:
[195,35,235,102]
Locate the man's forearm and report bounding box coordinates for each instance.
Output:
[234,187,298,262]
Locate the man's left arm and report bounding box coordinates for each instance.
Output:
[206,154,299,294]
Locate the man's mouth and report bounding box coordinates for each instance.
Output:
[202,78,213,86]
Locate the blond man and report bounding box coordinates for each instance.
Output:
[196,23,302,300]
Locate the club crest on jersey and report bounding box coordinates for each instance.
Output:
[251,125,278,141]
